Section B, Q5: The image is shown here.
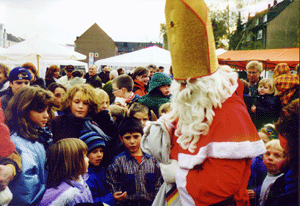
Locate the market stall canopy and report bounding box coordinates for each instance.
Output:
[218,47,299,70]
[95,45,172,69]
[3,36,86,75]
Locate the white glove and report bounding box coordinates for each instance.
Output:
[159,159,178,184]
[0,186,13,206]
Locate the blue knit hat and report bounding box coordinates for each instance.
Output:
[9,67,31,82]
[79,130,106,153]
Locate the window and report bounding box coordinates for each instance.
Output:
[247,34,251,42]
[257,30,263,40]
[263,15,267,23]
[255,18,259,26]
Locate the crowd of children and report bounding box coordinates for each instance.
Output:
[0,62,298,206]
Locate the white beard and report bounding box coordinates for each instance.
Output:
[168,68,238,153]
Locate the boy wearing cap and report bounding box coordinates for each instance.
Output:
[1,67,31,111]
[80,130,115,206]
[58,65,74,86]
[142,0,266,205]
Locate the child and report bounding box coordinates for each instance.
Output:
[111,74,140,107]
[80,130,115,205]
[250,78,282,130]
[92,89,121,165]
[108,104,127,126]
[248,124,279,204]
[5,86,54,205]
[51,84,110,143]
[40,138,93,205]
[106,117,163,206]
[128,102,151,128]
[249,140,287,206]
[138,72,172,117]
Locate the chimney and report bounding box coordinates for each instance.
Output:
[248,13,250,21]
[268,4,271,8]
[274,0,277,6]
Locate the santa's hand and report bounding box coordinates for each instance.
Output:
[0,165,14,191]
[159,160,178,184]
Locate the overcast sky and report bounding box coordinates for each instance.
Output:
[0,0,278,45]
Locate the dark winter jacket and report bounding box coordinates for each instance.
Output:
[252,94,282,130]
[86,75,102,89]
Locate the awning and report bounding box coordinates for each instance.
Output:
[218,47,299,70]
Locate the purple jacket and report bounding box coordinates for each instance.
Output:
[39,174,93,206]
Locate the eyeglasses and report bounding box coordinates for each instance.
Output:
[112,88,121,92]
[247,71,258,75]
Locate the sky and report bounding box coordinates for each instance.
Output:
[0,0,280,45]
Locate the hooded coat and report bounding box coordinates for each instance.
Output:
[138,73,171,117]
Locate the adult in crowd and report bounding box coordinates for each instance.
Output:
[21,62,45,89]
[157,66,165,73]
[246,61,263,96]
[132,66,150,97]
[117,68,125,75]
[45,65,60,88]
[47,82,67,116]
[86,64,102,89]
[147,64,157,78]
[273,63,299,107]
[1,67,31,111]
[141,0,265,205]
[65,70,86,90]
[103,69,118,104]
[99,65,110,84]
[58,65,74,86]
[0,63,10,96]
[274,99,298,206]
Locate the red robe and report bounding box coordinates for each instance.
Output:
[169,92,265,206]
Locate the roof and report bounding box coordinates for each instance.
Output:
[115,42,163,53]
[218,47,299,70]
[6,33,24,43]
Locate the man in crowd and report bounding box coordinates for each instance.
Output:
[1,67,31,111]
[246,61,263,96]
[58,65,74,86]
[86,64,102,89]
[157,66,164,73]
[142,0,266,205]
[99,65,110,84]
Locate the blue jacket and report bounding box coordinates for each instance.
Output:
[9,132,47,206]
[86,166,115,205]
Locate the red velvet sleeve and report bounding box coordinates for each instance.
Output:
[185,157,251,206]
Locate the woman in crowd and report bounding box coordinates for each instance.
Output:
[45,65,60,88]
[132,67,150,97]
[0,63,10,95]
[5,86,54,205]
[21,62,46,88]
[47,82,67,116]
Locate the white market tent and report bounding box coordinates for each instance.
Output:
[95,45,172,70]
[2,36,86,77]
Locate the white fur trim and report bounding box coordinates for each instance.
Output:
[49,187,81,206]
[176,168,195,205]
[178,140,266,169]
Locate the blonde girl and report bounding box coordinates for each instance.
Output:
[5,86,54,205]
[51,84,102,142]
[40,138,93,205]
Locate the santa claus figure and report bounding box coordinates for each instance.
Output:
[141,0,266,205]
